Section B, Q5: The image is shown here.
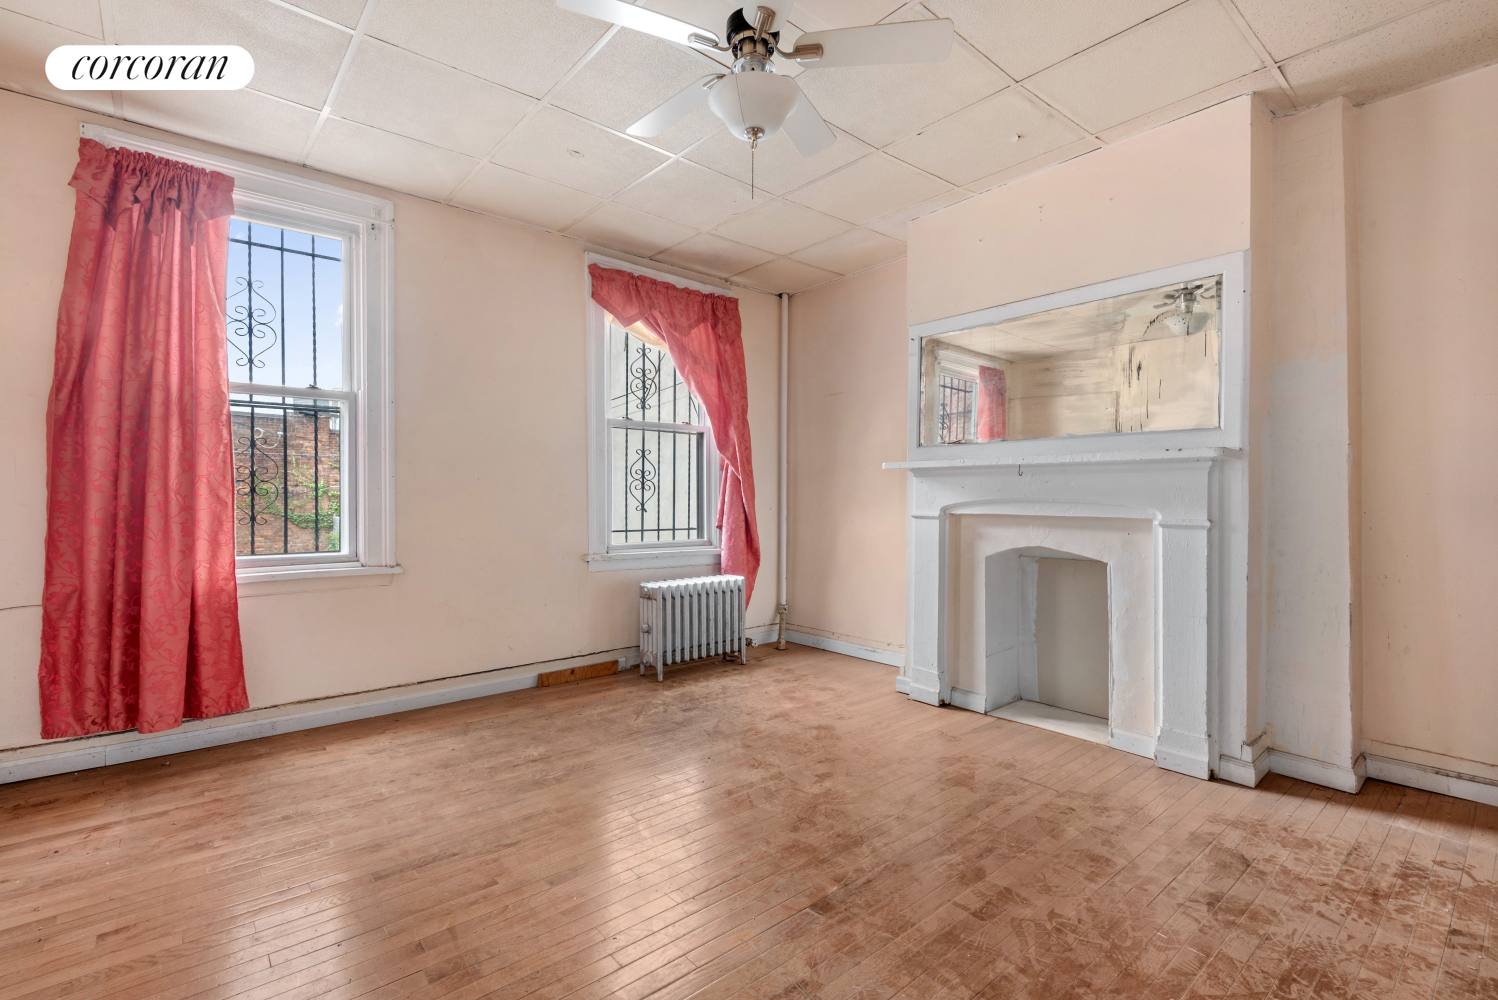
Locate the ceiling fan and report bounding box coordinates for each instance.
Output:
[557,0,955,156]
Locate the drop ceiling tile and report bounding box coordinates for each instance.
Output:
[790,227,905,274]
[308,117,479,201]
[1093,68,1283,144]
[653,234,776,278]
[0,9,113,114]
[924,0,1178,80]
[123,89,321,163]
[492,107,669,198]
[614,159,757,230]
[551,29,726,136]
[367,0,607,99]
[1232,0,1433,62]
[1024,0,1263,133]
[785,153,952,225]
[114,0,349,110]
[564,201,697,257]
[710,199,853,255]
[279,0,365,27]
[864,187,973,240]
[684,121,872,196]
[1,0,101,36]
[1281,0,1498,107]
[962,136,1101,194]
[731,257,841,293]
[789,0,908,30]
[884,87,1088,186]
[334,39,532,159]
[641,0,741,35]
[792,37,1010,147]
[452,163,602,231]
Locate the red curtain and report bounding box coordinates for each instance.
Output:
[976,365,1007,441]
[39,139,248,739]
[588,264,761,602]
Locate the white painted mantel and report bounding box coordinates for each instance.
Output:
[886,450,1243,780]
[888,252,1252,783]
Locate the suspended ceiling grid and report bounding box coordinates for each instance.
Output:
[2,0,1496,293]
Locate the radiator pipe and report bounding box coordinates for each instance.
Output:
[776,292,789,650]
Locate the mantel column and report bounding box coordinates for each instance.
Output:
[907,513,943,706]
[1155,520,1212,778]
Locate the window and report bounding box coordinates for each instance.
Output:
[936,369,976,444]
[228,220,347,558]
[80,123,396,585]
[587,256,722,572]
[608,323,711,545]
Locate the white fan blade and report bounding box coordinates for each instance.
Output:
[627,75,723,137]
[791,19,954,68]
[557,0,721,48]
[782,85,835,156]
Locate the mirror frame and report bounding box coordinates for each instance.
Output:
[906,250,1249,462]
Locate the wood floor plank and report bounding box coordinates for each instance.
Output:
[0,648,1482,1000]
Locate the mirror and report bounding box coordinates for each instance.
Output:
[919,274,1223,444]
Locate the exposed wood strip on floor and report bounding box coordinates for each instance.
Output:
[1,646,1494,1000]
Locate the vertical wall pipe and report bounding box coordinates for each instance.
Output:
[776,292,789,649]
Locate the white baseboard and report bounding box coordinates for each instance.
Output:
[783,629,904,667]
[948,686,984,713]
[1365,754,1498,807]
[1217,754,1264,787]
[1267,748,1366,793]
[0,647,639,786]
[895,675,911,695]
[1109,727,1155,760]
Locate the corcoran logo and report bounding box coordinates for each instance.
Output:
[46,46,254,90]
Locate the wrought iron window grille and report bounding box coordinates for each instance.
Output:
[938,372,975,445]
[228,220,351,560]
[606,325,713,548]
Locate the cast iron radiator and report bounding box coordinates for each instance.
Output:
[639,575,746,681]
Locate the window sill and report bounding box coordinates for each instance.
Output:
[586,548,720,573]
[236,563,403,597]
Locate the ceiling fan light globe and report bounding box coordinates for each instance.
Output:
[708,72,799,142]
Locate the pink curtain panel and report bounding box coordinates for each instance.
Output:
[588,264,761,603]
[977,365,1007,442]
[39,139,247,738]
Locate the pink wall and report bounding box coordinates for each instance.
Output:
[786,260,908,655]
[1357,63,1498,776]
[0,89,784,752]
[906,97,1256,327]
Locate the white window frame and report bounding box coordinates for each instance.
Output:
[81,124,398,586]
[585,253,723,573]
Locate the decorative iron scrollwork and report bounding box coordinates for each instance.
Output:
[627,343,662,418]
[234,417,282,527]
[227,276,278,374]
[628,437,658,513]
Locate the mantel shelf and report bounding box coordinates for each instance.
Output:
[883,447,1240,471]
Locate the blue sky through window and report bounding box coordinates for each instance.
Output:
[227,219,343,391]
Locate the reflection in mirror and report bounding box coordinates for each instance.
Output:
[920,275,1223,445]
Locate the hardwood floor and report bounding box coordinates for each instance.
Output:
[1,645,1494,1000]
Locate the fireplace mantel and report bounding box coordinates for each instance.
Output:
[891,254,1252,784]
[885,446,1240,471]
